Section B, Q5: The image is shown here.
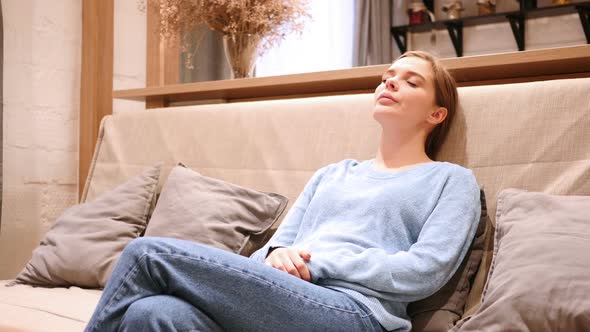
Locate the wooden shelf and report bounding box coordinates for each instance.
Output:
[397,2,589,32]
[112,45,590,108]
[392,1,590,57]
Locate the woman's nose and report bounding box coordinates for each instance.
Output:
[385,78,398,91]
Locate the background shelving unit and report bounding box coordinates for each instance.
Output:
[391,0,590,57]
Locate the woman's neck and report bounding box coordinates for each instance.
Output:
[375,130,432,170]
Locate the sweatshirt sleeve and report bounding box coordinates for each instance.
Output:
[312,169,481,302]
[249,165,332,263]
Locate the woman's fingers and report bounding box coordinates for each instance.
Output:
[279,253,303,279]
[298,249,311,261]
[288,250,311,282]
[265,249,301,279]
[264,247,311,281]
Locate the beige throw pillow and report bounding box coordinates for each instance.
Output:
[408,188,489,332]
[144,165,288,254]
[12,164,161,288]
[453,189,590,332]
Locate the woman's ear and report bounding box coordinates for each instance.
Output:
[427,107,448,126]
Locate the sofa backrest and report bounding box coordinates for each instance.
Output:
[83,77,590,229]
[82,93,381,218]
[440,77,590,223]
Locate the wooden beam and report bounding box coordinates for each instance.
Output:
[164,39,180,85]
[146,2,162,87]
[0,3,3,230]
[146,1,179,108]
[80,0,113,199]
[115,45,590,106]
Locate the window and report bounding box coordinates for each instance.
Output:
[256,0,355,77]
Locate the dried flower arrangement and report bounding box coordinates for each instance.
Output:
[138,0,310,76]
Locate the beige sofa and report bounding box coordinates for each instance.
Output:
[1,74,589,331]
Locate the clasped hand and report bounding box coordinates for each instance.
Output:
[264,247,312,282]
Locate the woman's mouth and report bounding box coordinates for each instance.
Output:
[377,92,397,105]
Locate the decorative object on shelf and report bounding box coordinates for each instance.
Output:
[222,34,262,79]
[391,0,590,58]
[408,0,435,25]
[442,0,465,20]
[138,0,309,79]
[552,0,571,5]
[477,0,497,16]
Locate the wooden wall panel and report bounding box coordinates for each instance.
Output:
[146,2,179,108]
[79,0,114,199]
[0,2,3,229]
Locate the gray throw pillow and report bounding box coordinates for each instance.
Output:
[11,164,161,288]
[144,165,288,254]
[408,188,489,332]
[452,189,590,332]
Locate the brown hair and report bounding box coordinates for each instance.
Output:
[394,51,458,160]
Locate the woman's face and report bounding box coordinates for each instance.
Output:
[373,56,442,132]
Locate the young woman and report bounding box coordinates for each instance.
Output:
[85,51,481,332]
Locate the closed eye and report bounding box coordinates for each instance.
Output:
[407,81,417,87]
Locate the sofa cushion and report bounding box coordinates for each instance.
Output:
[144,164,288,254]
[407,189,489,331]
[452,189,590,331]
[12,165,160,288]
[0,280,101,331]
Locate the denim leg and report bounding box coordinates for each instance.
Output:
[119,294,222,332]
[85,237,383,332]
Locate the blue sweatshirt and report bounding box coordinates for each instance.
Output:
[250,159,481,331]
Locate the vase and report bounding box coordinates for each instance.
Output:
[223,34,261,79]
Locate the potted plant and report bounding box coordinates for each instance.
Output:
[140,0,309,78]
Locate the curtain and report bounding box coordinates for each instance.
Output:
[353,0,394,66]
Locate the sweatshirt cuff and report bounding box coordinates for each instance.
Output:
[249,245,284,263]
[306,260,323,283]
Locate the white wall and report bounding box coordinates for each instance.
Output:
[113,0,146,113]
[0,0,146,279]
[1,0,81,278]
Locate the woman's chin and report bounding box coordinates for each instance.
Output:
[372,108,393,123]
[372,103,404,124]
[373,104,397,115]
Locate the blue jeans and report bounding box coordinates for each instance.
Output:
[84,237,384,332]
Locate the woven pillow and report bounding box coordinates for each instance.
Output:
[144,164,288,254]
[12,164,161,288]
[452,189,590,332]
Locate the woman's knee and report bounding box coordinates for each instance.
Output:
[122,237,169,259]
